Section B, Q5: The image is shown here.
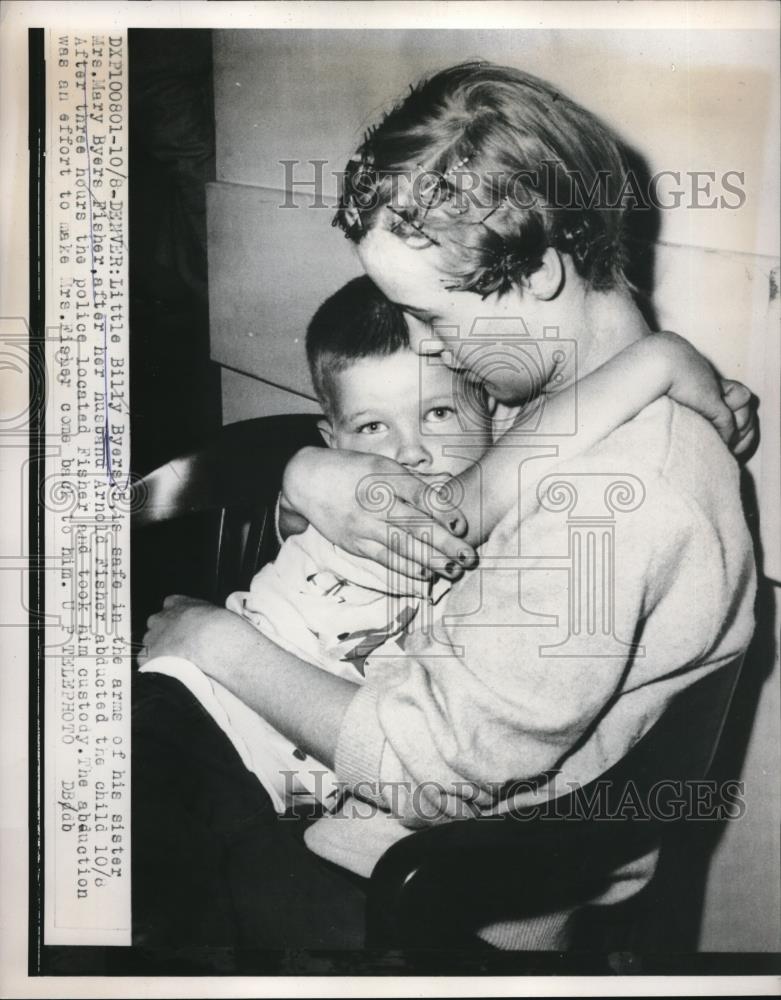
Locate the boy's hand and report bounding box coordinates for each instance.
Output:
[721,378,758,458]
[282,447,477,586]
[655,332,757,459]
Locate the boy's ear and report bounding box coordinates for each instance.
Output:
[522,247,564,301]
[317,417,336,448]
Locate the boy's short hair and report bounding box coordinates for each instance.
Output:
[334,61,630,295]
[306,275,409,418]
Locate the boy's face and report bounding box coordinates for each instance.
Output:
[320,348,493,477]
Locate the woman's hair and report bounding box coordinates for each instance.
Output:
[306,275,409,417]
[334,61,631,295]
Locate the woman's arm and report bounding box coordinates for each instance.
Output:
[456,331,755,546]
[140,596,356,768]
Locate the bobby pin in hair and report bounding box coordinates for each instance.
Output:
[479,194,509,228]
[387,205,441,246]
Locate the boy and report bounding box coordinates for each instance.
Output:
[141,276,495,810]
[229,274,495,683]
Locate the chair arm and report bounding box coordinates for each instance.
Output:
[366,807,670,948]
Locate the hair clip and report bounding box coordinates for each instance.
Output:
[386,205,441,246]
[432,154,473,215]
[347,153,376,183]
[479,194,509,228]
[415,163,441,206]
[470,245,526,297]
[342,196,363,231]
[445,154,472,177]
[410,163,451,222]
[361,123,380,150]
[361,149,376,168]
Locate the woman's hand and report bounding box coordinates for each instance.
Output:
[653,332,758,458]
[139,595,357,764]
[281,447,478,584]
[138,594,259,679]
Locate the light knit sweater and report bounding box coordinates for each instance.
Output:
[304,398,756,946]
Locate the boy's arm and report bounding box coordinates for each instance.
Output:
[458,331,740,546]
[277,491,309,541]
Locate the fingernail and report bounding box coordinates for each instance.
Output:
[458,549,472,564]
[449,518,460,532]
[445,561,459,575]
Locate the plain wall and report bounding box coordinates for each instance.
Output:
[207,28,780,952]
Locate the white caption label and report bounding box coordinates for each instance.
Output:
[43,29,132,947]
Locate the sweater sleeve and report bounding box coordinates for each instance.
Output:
[332,445,755,827]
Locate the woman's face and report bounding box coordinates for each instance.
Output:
[357,227,558,406]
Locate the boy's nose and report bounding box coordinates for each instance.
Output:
[396,434,434,470]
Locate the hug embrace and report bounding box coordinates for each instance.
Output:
[134,61,757,952]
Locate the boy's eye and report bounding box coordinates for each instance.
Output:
[425,406,456,423]
[357,421,386,434]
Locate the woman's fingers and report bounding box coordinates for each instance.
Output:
[146,596,200,640]
[392,476,478,575]
[358,521,476,582]
[355,535,430,584]
[367,531,465,581]
[397,519,477,572]
[383,473,469,539]
[387,532,452,591]
[350,468,475,580]
[284,448,476,566]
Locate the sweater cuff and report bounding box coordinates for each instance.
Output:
[334,682,387,806]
